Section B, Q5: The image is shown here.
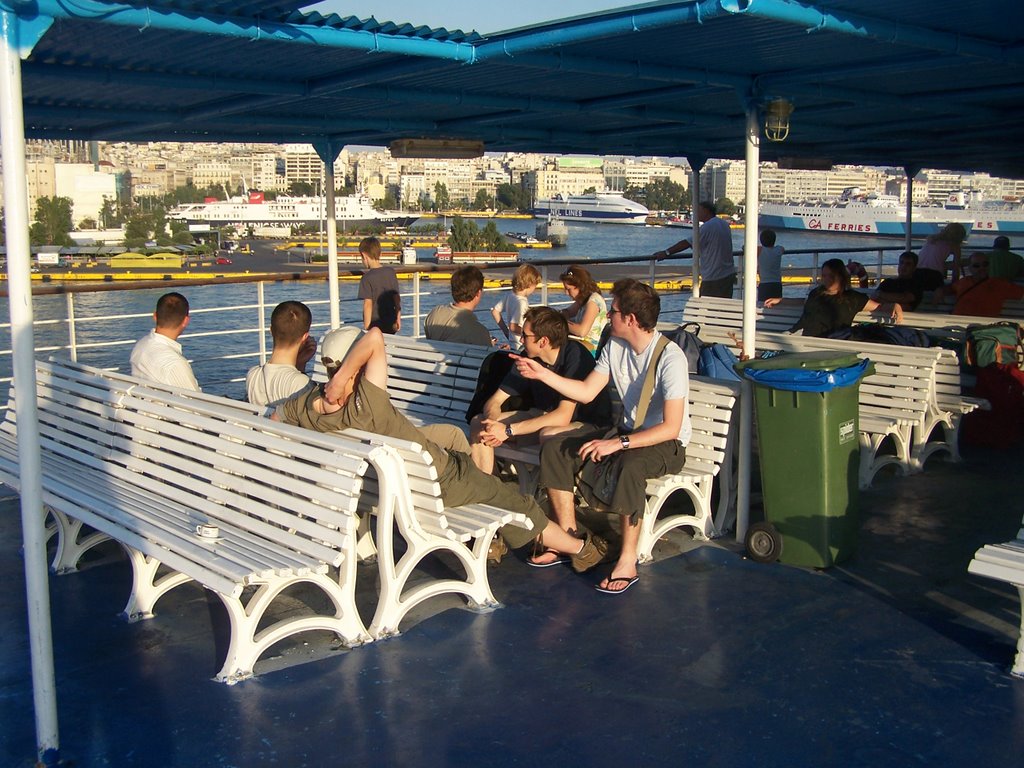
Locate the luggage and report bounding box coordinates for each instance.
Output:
[961,363,1024,448]
[665,322,702,375]
[963,322,1024,369]
[697,342,742,381]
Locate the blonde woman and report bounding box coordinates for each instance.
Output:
[916,222,967,288]
[559,265,607,353]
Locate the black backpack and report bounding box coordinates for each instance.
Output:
[664,322,703,374]
[465,351,529,422]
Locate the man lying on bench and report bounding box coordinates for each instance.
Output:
[273,326,608,572]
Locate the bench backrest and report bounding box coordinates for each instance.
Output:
[686,375,739,477]
[15,361,390,579]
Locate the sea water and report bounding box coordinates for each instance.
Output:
[0,223,919,397]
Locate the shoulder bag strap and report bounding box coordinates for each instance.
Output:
[633,335,671,431]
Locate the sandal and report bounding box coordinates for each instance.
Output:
[526,534,570,568]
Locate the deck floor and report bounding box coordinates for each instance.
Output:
[2,441,1023,767]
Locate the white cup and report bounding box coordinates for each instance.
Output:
[195,524,220,539]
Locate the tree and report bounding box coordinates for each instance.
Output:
[433,181,450,212]
[716,197,737,216]
[447,217,510,252]
[472,189,493,211]
[495,183,530,212]
[29,196,74,247]
[79,217,97,230]
[288,181,316,197]
[583,186,597,195]
[376,190,398,210]
[124,214,153,248]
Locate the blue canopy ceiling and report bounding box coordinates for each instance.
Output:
[6,0,1024,177]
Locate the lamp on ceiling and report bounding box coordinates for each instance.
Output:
[389,138,485,159]
[763,98,794,143]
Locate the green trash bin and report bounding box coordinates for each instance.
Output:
[735,351,874,568]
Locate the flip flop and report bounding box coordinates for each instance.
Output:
[594,575,639,594]
[526,550,571,568]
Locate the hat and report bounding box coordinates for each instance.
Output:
[321,326,362,369]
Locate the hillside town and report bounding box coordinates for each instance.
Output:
[10,139,1024,234]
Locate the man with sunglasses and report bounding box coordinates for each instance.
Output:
[469,306,612,476]
[936,252,1024,317]
[513,279,690,594]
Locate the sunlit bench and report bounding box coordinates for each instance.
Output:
[0,360,376,683]
[493,375,740,561]
[968,522,1024,677]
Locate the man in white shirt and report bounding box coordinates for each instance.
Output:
[514,279,690,594]
[246,301,317,408]
[654,201,737,297]
[130,292,200,391]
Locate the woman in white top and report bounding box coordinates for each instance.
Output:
[916,222,967,289]
[559,265,607,354]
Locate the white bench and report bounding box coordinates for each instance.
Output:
[493,375,740,562]
[0,360,381,683]
[968,522,1024,677]
[45,359,535,644]
[680,298,985,479]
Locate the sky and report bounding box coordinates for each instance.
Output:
[306,1,633,34]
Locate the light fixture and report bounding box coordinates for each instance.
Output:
[389,138,485,159]
[763,98,794,143]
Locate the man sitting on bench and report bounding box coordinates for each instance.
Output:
[469,307,612,475]
[273,326,608,572]
[513,279,690,594]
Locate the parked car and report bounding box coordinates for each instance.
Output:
[215,256,233,265]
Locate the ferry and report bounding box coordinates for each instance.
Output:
[758,188,1024,238]
[168,191,419,231]
[532,192,650,224]
[760,189,976,237]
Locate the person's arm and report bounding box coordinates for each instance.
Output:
[950,243,964,281]
[362,298,373,331]
[323,328,387,404]
[863,298,903,323]
[481,387,511,421]
[479,399,578,447]
[566,297,600,338]
[512,357,609,405]
[580,398,685,463]
[872,287,917,310]
[654,238,692,259]
[763,297,803,308]
[491,304,511,341]
[296,335,317,371]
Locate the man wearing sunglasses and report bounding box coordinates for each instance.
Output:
[935,252,1024,317]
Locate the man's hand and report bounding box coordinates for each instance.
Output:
[478,418,510,447]
[297,335,317,370]
[511,353,547,381]
[579,437,621,463]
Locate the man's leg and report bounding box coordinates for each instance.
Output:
[598,516,642,591]
[420,423,470,453]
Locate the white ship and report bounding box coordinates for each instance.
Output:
[532,192,649,224]
[759,188,1024,238]
[169,192,419,231]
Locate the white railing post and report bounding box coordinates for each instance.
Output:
[540,264,550,305]
[257,280,267,365]
[876,249,884,283]
[413,271,422,338]
[649,257,656,287]
[65,293,77,361]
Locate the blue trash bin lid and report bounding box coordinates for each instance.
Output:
[735,351,873,392]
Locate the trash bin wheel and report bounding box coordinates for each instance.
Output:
[745,522,782,563]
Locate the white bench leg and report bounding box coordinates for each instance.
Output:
[1013,585,1024,678]
[636,477,714,564]
[214,571,370,684]
[858,426,912,490]
[46,507,112,574]
[912,412,960,468]
[119,548,193,622]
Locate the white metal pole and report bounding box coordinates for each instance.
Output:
[324,156,340,328]
[736,106,761,543]
[690,166,701,297]
[257,280,267,364]
[1,11,61,765]
[904,173,914,252]
[65,293,77,361]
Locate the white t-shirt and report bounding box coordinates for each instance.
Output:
[130,330,200,391]
[246,363,311,408]
[758,245,784,284]
[494,292,529,349]
[595,331,691,445]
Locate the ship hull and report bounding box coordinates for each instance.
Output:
[761,202,1024,238]
[531,193,649,225]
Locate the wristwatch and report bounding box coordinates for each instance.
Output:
[505,424,514,439]
[619,434,630,450]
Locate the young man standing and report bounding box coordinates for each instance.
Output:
[424,265,494,346]
[130,292,200,391]
[514,279,690,594]
[654,201,736,298]
[246,300,317,408]
[357,236,402,334]
[274,326,608,572]
[470,307,612,475]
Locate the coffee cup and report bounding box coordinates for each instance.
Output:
[196,524,220,539]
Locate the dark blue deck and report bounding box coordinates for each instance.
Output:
[2,443,1023,767]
